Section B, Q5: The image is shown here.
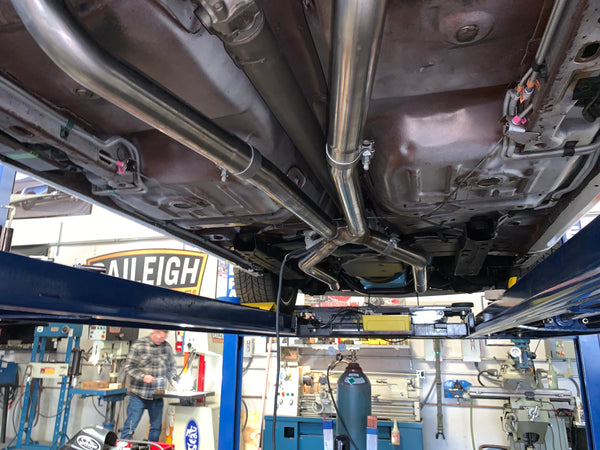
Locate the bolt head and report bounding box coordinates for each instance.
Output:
[456,24,480,43]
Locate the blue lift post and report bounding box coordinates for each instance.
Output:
[9,323,83,450]
[576,334,600,449]
[218,296,244,450]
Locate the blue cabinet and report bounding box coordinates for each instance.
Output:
[262,416,423,450]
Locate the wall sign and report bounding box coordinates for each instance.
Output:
[87,249,208,295]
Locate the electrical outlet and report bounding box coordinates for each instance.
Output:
[461,339,481,362]
[243,338,254,357]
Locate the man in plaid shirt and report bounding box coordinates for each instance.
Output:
[120,330,177,442]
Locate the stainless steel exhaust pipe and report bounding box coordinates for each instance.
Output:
[11,0,336,241]
[299,228,353,291]
[318,0,428,293]
[299,230,428,293]
[327,0,386,238]
[365,233,428,294]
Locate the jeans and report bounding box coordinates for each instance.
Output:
[120,395,164,442]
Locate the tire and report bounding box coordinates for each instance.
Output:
[233,268,297,313]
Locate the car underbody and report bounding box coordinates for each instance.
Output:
[1,0,600,332]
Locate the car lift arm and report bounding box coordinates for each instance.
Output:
[472,215,600,338]
[0,251,293,336]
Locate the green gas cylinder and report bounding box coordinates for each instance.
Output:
[336,362,371,450]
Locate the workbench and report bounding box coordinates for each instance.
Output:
[262,416,423,450]
[69,387,127,430]
[153,390,215,406]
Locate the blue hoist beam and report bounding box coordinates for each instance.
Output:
[0,251,293,335]
[472,215,600,337]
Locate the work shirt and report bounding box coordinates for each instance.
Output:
[123,335,177,400]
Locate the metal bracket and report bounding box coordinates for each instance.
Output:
[196,0,261,43]
[326,140,376,171]
[505,122,541,145]
[0,76,146,195]
[361,140,375,171]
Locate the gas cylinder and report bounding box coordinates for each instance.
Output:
[336,362,371,450]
